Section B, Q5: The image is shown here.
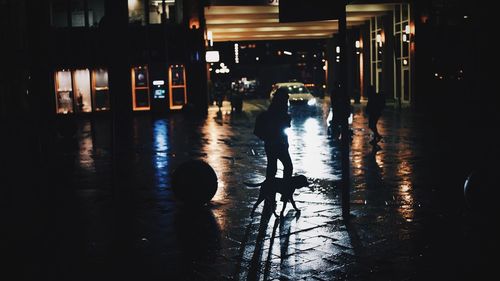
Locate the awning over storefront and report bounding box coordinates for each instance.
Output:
[205,4,395,42]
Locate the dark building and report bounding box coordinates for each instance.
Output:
[2,0,484,119]
[1,0,208,122]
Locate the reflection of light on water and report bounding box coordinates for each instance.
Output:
[289,117,337,179]
[199,112,236,231]
[201,116,231,203]
[396,150,415,221]
[304,117,319,133]
[284,127,292,136]
[78,121,95,172]
[350,121,364,177]
[153,119,169,189]
[375,151,384,168]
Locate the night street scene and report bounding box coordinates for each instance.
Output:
[1,1,498,280]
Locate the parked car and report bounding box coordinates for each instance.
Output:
[269,82,317,106]
[231,79,260,99]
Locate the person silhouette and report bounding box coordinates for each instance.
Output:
[263,87,293,180]
[366,85,385,145]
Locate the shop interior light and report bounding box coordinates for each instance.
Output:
[376,34,382,47]
[405,25,410,34]
[355,40,360,48]
[207,31,213,46]
[234,43,239,63]
[215,62,230,74]
[336,46,340,53]
[283,51,292,55]
[205,50,220,63]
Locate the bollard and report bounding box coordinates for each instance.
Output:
[172,160,218,206]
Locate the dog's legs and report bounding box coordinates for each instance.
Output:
[280,200,288,216]
[262,196,278,217]
[290,196,300,212]
[250,196,265,217]
[270,200,279,217]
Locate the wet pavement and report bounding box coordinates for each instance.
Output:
[4,97,499,280]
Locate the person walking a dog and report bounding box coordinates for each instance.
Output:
[254,87,293,179]
[250,88,309,216]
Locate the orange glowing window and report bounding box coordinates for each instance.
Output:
[131,66,151,111]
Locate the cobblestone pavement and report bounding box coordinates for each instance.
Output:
[4,97,498,281]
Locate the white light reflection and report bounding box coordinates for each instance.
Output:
[201,117,231,203]
[77,121,95,172]
[152,119,169,189]
[288,117,337,179]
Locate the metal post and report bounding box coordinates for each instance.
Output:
[338,1,351,219]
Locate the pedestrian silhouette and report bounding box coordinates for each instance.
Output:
[329,83,353,141]
[254,87,293,179]
[366,85,385,145]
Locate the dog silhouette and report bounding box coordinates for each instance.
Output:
[245,175,309,217]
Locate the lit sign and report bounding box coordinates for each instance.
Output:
[153,80,166,99]
[205,51,220,63]
[154,89,166,99]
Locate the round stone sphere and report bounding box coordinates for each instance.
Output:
[172,160,218,206]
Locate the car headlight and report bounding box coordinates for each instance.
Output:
[307,98,316,106]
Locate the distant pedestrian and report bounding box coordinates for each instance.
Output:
[253,87,293,180]
[329,82,353,141]
[366,85,385,145]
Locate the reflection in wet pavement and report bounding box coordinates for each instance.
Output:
[50,98,486,280]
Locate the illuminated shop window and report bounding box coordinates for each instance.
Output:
[168,64,186,110]
[92,68,110,111]
[73,69,93,113]
[393,3,412,103]
[55,68,110,114]
[129,0,177,25]
[131,66,151,111]
[55,70,74,114]
[128,0,146,25]
[149,0,176,24]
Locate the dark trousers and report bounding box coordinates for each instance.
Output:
[368,113,381,137]
[265,143,293,179]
